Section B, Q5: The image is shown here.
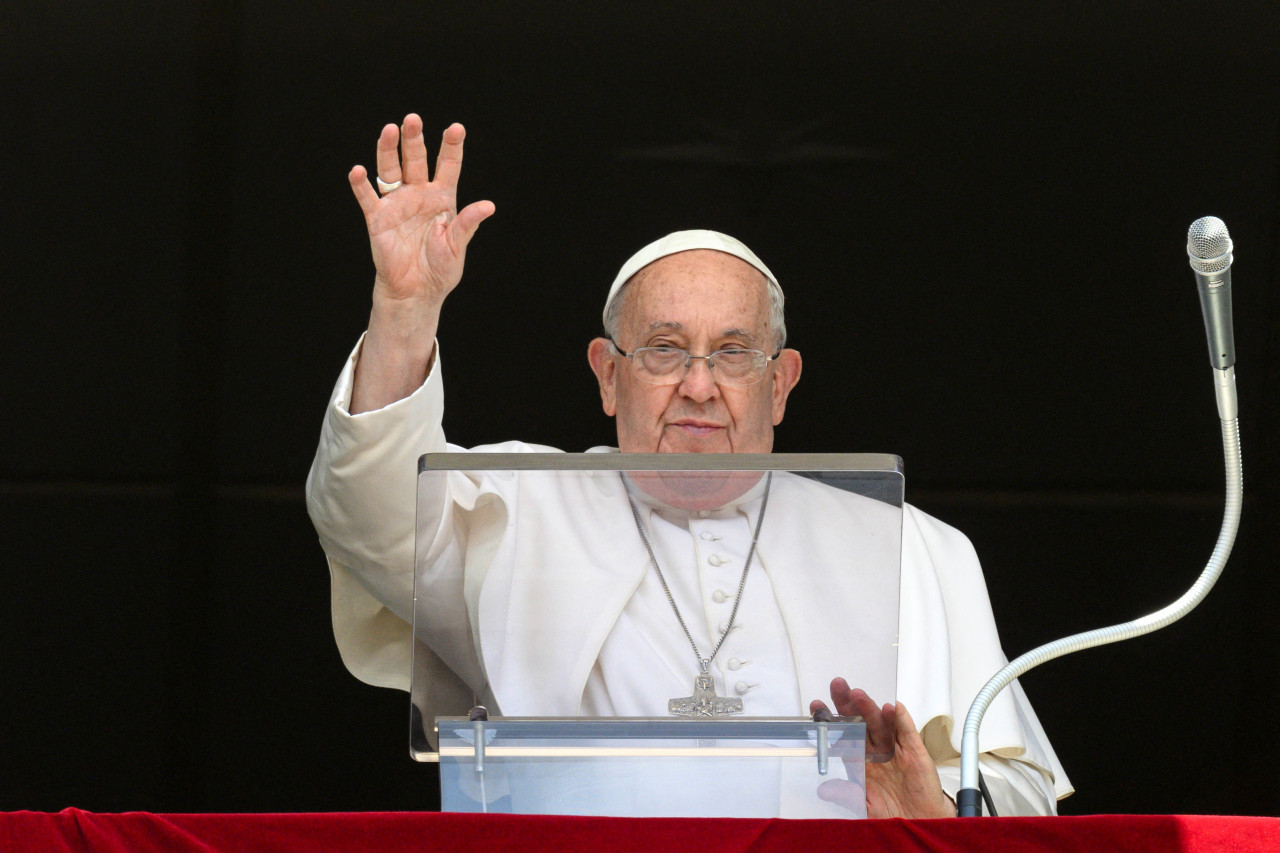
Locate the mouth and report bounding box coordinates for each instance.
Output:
[669,420,725,437]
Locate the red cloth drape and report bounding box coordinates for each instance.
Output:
[3,810,1278,853]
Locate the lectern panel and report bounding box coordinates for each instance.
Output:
[411,453,903,817]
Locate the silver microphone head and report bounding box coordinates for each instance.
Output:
[1187,216,1233,274]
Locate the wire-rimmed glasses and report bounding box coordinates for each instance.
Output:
[610,342,779,386]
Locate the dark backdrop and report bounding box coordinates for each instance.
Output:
[3,1,1277,816]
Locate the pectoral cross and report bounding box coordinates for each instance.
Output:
[669,665,743,717]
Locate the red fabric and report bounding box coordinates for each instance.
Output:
[2,810,1277,853]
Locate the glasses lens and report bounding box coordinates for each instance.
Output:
[630,348,768,386]
[709,350,765,384]
[633,347,686,383]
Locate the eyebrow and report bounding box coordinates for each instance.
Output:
[720,328,761,344]
[642,322,762,345]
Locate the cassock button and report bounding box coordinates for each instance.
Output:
[708,555,727,567]
[734,681,758,695]
[699,531,720,541]
[727,657,747,670]
[711,589,729,603]
[718,622,740,635]
[697,510,711,518]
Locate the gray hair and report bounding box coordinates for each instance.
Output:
[603,276,788,352]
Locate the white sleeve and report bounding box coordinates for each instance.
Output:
[936,754,1059,816]
[305,335,462,691]
[900,504,1073,809]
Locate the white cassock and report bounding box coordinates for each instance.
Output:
[307,338,1073,816]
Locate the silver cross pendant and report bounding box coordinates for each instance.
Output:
[669,666,743,717]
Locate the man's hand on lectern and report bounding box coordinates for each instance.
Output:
[810,677,956,819]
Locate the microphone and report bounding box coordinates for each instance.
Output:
[1186,216,1237,419]
[1187,217,1236,368]
[957,217,1245,816]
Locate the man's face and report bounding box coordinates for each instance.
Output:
[587,250,802,453]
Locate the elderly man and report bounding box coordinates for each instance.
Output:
[306,115,1070,818]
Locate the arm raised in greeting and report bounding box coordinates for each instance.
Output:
[347,114,495,413]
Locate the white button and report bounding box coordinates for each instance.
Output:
[699,531,720,541]
[717,622,740,635]
[708,555,727,567]
[727,657,751,671]
[734,681,758,695]
[711,589,728,603]
[697,510,711,518]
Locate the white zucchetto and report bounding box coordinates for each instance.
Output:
[603,230,781,327]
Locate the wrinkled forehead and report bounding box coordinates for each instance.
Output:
[618,251,773,340]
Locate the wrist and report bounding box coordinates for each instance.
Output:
[351,312,439,414]
[367,295,439,361]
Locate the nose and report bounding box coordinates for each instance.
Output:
[676,355,719,403]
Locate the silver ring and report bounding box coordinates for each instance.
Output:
[376,177,403,194]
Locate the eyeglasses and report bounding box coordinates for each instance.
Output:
[610,341,779,386]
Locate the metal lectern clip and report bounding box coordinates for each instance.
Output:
[468,705,489,774]
[812,706,835,776]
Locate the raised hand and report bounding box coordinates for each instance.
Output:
[809,678,956,819]
[349,114,494,305]
[347,115,495,413]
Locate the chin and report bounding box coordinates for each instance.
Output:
[657,434,733,454]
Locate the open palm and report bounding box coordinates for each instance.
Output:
[346,114,495,413]
[349,114,494,307]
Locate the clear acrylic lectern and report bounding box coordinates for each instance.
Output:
[412,453,904,819]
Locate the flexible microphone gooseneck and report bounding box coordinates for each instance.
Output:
[955,217,1244,816]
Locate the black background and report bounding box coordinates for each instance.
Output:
[3,1,1277,816]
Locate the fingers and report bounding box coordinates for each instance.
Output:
[375,122,403,188]
[865,703,896,756]
[433,123,466,191]
[399,113,429,184]
[451,200,496,249]
[368,115,468,194]
[827,678,878,718]
[865,702,953,818]
[816,778,868,814]
[826,677,854,714]
[348,164,379,216]
[828,678,895,756]
[889,702,934,762]
[894,702,922,739]
[810,688,947,818]
[353,116,481,228]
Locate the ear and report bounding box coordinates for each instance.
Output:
[587,337,618,416]
[770,348,802,425]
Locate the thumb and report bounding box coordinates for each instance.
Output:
[451,200,496,249]
[816,778,870,817]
